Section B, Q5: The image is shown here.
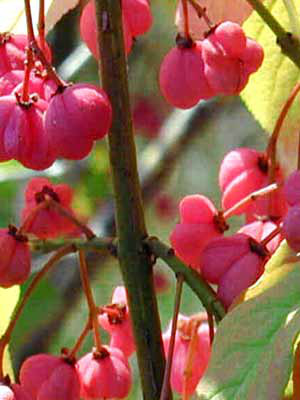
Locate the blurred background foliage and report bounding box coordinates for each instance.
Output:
[3,1,266,398]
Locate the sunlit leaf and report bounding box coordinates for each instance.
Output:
[196,241,300,400]
[241,0,300,175]
[0,286,20,378]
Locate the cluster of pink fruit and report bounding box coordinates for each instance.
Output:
[0,286,211,400]
[0,177,80,287]
[80,0,152,60]
[159,21,264,109]
[170,146,300,309]
[0,31,112,170]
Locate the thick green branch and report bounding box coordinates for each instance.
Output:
[145,237,226,322]
[31,236,117,255]
[246,0,300,68]
[94,2,169,399]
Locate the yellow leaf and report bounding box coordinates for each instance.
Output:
[0,286,20,378]
[241,0,300,175]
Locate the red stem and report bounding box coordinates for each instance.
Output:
[260,225,281,247]
[24,0,35,42]
[222,183,280,219]
[21,48,34,103]
[182,0,190,39]
[78,250,102,352]
[266,82,300,181]
[68,317,92,359]
[38,0,47,54]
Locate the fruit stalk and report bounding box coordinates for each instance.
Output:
[94,1,169,399]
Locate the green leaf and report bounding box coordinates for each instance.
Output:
[196,241,300,400]
[241,0,300,174]
[0,286,20,378]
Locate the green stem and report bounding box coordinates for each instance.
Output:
[31,236,117,255]
[94,2,169,399]
[145,237,226,322]
[245,0,300,68]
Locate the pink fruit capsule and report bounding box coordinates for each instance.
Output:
[202,37,248,95]
[241,38,264,74]
[170,195,225,270]
[284,170,300,206]
[0,226,31,288]
[20,354,80,400]
[0,34,27,77]
[10,385,32,400]
[201,233,250,284]
[282,205,300,252]
[213,21,247,58]
[217,251,265,308]
[219,147,287,219]
[238,220,281,253]
[21,177,76,239]
[76,347,132,399]
[159,41,215,109]
[0,70,24,97]
[0,96,57,170]
[201,233,267,308]
[98,286,135,357]
[122,0,152,37]
[163,314,211,396]
[44,83,112,160]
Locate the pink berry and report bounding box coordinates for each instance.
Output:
[163,314,211,395]
[241,38,264,74]
[284,170,300,206]
[80,0,132,60]
[122,0,152,37]
[213,22,247,58]
[0,34,27,77]
[44,83,112,160]
[20,354,80,400]
[202,37,248,95]
[201,233,267,307]
[219,147,266,193]
[201,23,263,95]
[217,250,265,308]
[98,286,135,358]
[0,96,56,170]
[238,220,281,253]
[159,41,215,109]
[13,74,57,102]
[0,70,24,96]
[76,347,132,399]
[10,385,32,400]
[201,233,251,284]
[21,177,76,239]
[219,148,287,219]
[0,226,31,288]
[170,195,225,270]
[282,205,300,252]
